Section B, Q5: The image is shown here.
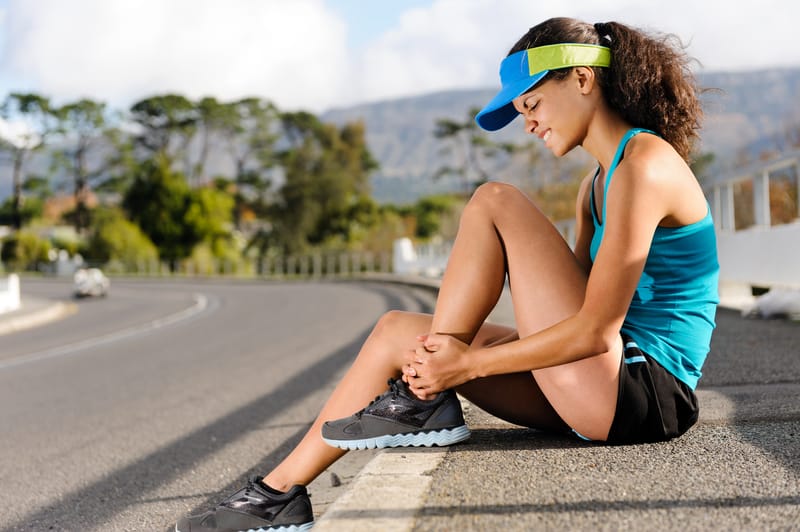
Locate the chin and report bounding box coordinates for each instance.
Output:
[552,142,579,158]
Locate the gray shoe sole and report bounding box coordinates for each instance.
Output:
[176,522,313,532]
[322,424,471,450]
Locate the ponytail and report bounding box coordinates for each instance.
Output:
[594,21,702,161]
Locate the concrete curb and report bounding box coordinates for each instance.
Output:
[0,300,78,337]
[314,450,448,531]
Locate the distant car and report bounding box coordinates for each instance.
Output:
[73,268,110,298]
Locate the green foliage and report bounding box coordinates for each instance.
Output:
[411,194,460,239]
[84,207,158,268]
[122,154,237,268]
[0,89,438,268]
[22,175,52,199]
[0,230,52,271]
[185,186,235,255]
[129,94,197,157]
[271,115,379,254]
[122,155,197,267]
[48,226,83,257]
[0,196,43,226]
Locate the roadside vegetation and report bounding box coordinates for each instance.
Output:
[0,92,720,275]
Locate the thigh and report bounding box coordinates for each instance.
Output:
[478,183,622,440]
[459,321,568,431]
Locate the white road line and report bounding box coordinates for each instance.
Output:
[313,449,447,532]
[0,293,212,371]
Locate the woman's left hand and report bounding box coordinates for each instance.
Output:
[402,333,473,399]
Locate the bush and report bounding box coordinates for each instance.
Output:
[84,208,159,271]
[1,231,52,271]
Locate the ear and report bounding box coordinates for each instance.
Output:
[572,66,596,95]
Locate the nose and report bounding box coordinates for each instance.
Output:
[522,114,537,135]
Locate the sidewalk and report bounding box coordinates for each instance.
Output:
[316,284,800,530]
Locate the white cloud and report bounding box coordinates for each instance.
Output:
[1,0,798,112]
[0,117,39,149]
[1,0,351,111]
[353,0,800,104]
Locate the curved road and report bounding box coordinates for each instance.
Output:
[0,278,437,532]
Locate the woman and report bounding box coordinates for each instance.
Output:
[176,17,719,532]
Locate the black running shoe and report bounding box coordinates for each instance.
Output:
[321,378,470,450]
[175,476,313,532]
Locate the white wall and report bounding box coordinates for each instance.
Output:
[716,221,800,288]
[0,274,21,314]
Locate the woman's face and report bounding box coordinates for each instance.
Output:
[511,68,594,157]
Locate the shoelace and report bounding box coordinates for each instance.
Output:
[355,379,403,418]
[218,475,269,508]
[244,476,264,498]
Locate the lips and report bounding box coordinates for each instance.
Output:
[538,129,551,142]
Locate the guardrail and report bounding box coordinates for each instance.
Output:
[705,151,800,288]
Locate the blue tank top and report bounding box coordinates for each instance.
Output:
[589,128,720,389]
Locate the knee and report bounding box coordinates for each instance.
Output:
[372,310,412,338]
[465,182,526,217]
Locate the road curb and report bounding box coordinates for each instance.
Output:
[314,449,448,531]
[0,301,78,337]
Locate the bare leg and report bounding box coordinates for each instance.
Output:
[263,311,515,490]
[265,183,620,489]
[432,183,621,440]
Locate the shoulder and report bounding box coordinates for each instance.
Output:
[613,132,690,192]
[609,131,706,225]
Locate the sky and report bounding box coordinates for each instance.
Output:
[0,0,799,116]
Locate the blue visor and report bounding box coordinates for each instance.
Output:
[475,43,611,131]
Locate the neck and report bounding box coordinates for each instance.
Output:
[581,105,633,171]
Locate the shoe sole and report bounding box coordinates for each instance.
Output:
[322,424,471,450]
[176,522,313,532]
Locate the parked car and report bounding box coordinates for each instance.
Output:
[73,268,110,298]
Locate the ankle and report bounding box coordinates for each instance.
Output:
[260,475,290,493]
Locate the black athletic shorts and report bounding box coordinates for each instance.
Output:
[604,334,699,444]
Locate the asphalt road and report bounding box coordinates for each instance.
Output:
[0,277,436,532]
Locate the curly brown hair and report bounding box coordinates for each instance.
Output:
[510,17,702,162]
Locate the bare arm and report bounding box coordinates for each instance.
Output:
[412,142,677,391]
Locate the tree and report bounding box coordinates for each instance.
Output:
[122,154,197,269]
[52,98,113,232]
[129,94,198,168]
[191,96,239,184]
[266,113,378,254]
[221,98,280,227]
[0,93,56,229]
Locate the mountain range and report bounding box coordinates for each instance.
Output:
[2,68,799,206]
[322,68,800,203]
